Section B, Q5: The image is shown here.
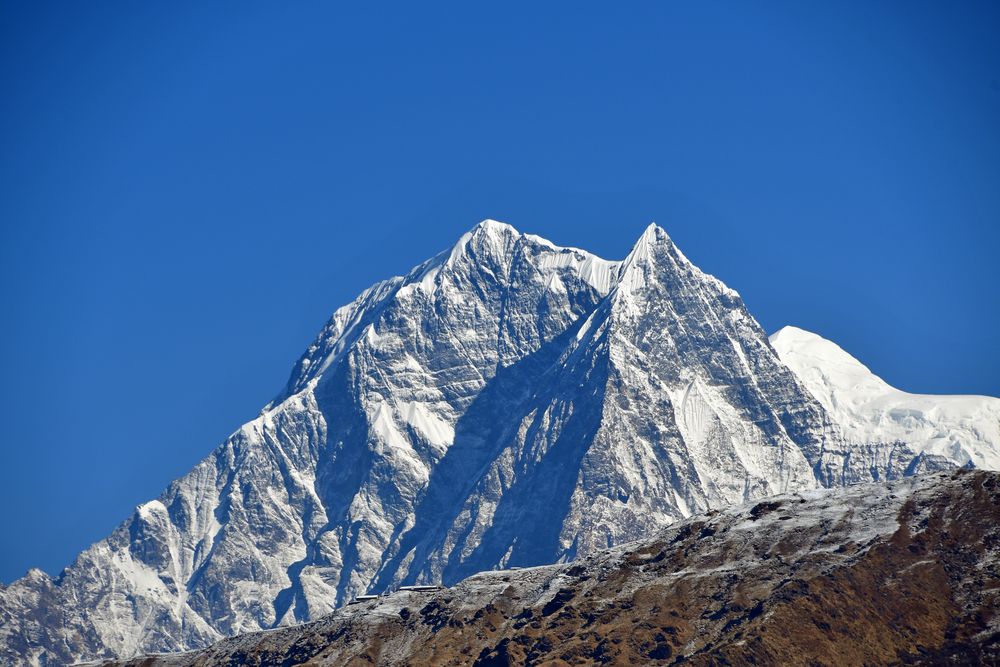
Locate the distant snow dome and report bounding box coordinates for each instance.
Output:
[771,325,1000,470]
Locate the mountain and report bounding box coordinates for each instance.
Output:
[0,221,957,665]
[95,469,1000,667]
[771,325,1000,471]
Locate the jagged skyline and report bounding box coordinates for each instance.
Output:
[5,220,991,665]
[3,1,999,594]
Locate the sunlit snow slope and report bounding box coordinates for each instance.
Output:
[770,325,1000,470]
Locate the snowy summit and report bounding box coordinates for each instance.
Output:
[771,325,1000,470]
[1,221,996,665]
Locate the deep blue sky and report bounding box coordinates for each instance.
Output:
[1,2,998,582]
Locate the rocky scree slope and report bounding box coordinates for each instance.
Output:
[99,469,1000,667]
[0,221,955,665]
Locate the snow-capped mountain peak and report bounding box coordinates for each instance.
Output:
[625,221,669,259]
[445,218,519,264]
[0,223,982,665]
[615,222,705,302]
[771,325,1000,470]
[769,325,893,407]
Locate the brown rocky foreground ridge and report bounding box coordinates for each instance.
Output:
[93,469,1000,666]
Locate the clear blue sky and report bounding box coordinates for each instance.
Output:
[1,2,998,582]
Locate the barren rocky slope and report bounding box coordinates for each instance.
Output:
[99,469,1000,666]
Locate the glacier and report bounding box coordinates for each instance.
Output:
[771,325,1000,471]
[0,220,983,665]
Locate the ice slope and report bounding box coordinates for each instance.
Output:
[0,221,953,665]
[770,325,1000,470]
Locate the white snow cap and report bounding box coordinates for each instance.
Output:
[619,222,665,271]
[444,219,515,267]
[771,325,1000,470]
[474,218,516,234]
[615,222,699,294]
[630,222,669,257]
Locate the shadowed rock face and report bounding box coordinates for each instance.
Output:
[1,222,954,665]
[97,469,1000,667]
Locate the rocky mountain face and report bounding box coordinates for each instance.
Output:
[97,469,1000,667]
[0,221,956,665]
